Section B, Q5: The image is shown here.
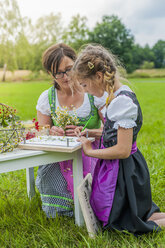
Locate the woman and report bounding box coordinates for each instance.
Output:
[36,43,107,218]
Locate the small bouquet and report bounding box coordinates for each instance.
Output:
[51,106,79,130]
[0,103,23,153]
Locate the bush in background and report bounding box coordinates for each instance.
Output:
[128,68,165,78]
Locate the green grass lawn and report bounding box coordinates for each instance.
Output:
[0,80,165,247]
[0,80,51,121]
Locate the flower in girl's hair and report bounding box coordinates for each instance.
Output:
[51,106,79,130]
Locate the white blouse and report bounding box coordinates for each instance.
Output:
[107,85,138,129]
[36,90,108,118]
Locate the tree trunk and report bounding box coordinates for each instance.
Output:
[2,63,7,82]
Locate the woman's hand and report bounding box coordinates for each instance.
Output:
[74,126,89,137]
[49,126,65,136]
[77,136,93,156]
[65,125,82,136]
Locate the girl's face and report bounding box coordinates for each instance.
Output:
[54,56,74,90]
[79,73,105,97]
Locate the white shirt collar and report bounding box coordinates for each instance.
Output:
[114,85,132,97]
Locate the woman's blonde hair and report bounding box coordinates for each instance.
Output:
[73,44,123,105]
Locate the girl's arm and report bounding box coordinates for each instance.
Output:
[77,127,133,159]
[81,105,105,138]
[37,110,65,136]
[74,105,105,139]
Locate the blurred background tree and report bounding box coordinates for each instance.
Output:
[0,0,23,80]
[0,0,165,79]
[152,40,165,68]
[62,14,89,51]
[88,15,134,72]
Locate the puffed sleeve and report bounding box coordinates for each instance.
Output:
[36,90,51,116]
[107,95,138,129]
[94,92,108,117]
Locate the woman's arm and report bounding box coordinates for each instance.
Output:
[74,107,104,139]
[37,111,65,136]
[74,126,103,139]
[82,127,103,139]
[82,105,105,138]
[77,127,133,159]
[37,110,53,126]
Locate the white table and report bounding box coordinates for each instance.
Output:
[0,147,84,226]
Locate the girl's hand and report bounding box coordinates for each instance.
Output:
[77,136,93,156]
[81,128,89,137]
[49,126,65,136]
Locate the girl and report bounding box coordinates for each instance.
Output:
[73,44,165,234]
[36,43,107,218]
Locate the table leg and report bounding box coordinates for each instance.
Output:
[26,167,35,199]
[72,149,84,226]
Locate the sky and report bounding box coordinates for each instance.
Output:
[17,0,165,47]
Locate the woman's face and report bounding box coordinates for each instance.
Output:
[78,73,105,97]
[55,56,74,90]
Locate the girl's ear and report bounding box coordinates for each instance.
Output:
[96,71,103,80]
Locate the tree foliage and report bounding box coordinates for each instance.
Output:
[0,0,23,42]
[152,40,165,68]
[63,14,89,51]
[0,0,165,76]
[88,15,134,72]
[0,0,23,71]
[31,13,63,45]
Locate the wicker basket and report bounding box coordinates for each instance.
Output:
[0,103,24,153]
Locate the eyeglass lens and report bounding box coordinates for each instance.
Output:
[55,69,71,79]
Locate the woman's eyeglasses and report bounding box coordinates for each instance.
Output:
[55,68,72,79]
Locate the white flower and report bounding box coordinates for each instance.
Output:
[51,106,79,129]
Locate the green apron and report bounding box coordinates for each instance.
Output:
[48,86,101,129]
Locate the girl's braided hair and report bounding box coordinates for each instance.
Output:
[73,44,122,106]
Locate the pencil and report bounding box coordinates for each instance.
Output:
[81,116,93,132]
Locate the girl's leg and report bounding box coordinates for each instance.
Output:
[154,218,165,226]
[148,212,165,227]
[148,212,165,221]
